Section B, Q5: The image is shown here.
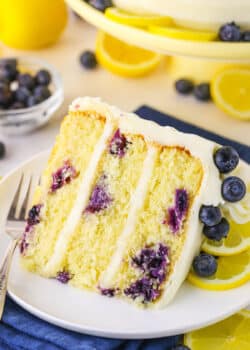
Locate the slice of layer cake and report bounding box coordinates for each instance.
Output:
[20,97,248,308]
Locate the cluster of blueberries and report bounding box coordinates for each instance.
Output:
[219,22,250,42]
[0,58,53,160]
[0,58,52,110]
[175,80,211,102]
[193,146,246,278]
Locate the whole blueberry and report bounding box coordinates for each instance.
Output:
[0,65,17,82]
[199,205,222,227]
[0,84,12,107]
[10,101,25,109]
[18,73,35,90]
[193,253,218,277]
[80,50,98,69]
[175,79,194,95]
[203,217,230,241]
[35,69,51,86]
[0,142,6,159]
[214,146,239,174]
[27,95,42,107]
[242,31,250,42]
[33,85,51,101]
[171,346,191,350]
[219,22,242,42]
[194,83,211,101]
[222,176,246,202]
[88,0,113,12]
[15,86,31,103]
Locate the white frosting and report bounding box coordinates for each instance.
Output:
[113,0,250,30]
[224,161,250,224]
[46,97,249,307]
[100,146,158,287]
[43,120,115,275]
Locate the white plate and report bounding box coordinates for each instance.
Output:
[1,151,250,339]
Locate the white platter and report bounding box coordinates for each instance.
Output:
[0,151,250,339]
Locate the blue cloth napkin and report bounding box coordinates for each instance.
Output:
[1,106,249,350]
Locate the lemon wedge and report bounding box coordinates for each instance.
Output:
[202,220,250,256]
[105,7,172,27]
[185,309,250,350]
[211,67,250,120]
[188,250,250,291]
[148,26,217,41]
[95,31,162,77]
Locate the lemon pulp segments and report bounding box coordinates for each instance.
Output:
[95,31,162,77]
[185,309,250,350]
[211,68,250,120]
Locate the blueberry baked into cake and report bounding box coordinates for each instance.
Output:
[20,97,249,308]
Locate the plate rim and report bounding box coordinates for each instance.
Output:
[1,150,249,339]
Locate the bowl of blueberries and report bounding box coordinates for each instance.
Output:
[0,57,63,135]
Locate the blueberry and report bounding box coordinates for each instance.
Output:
[18,73,35,90]
[27,95,42,107]
[33,85,51,101]
[0,142,6,159]
[214,146,239,174]
[219,22,242,42]
[35,69,51,86]
[193,253,218,277]
[199,205,222,227]
[175,79,194,95]
[203,217,230,241]
[194,83,211,101]
[0,84,12,107]
[171,346,191,350]
[10,101,25,109]
[15,87,31,103]
[80,50,98,69]
[222,176,246,202]
[0,65,17,82]
[242,31,250,42]
[88,0,113,12]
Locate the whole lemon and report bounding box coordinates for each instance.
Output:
[0,0,68,49]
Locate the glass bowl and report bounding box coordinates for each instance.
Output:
[0,57,63,135]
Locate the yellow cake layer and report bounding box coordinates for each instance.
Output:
[21,112,105,273]
[108,146,203,302]
[66,133,147,290]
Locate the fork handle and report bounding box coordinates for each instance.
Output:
[0,238,19,320]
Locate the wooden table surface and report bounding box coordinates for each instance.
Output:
[1,15,249,176]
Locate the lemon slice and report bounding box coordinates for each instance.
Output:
[95,31,162,77]
[185,309,250,350]
[148,26,217,41]
[105,8,172,27]
[211,68,250,120]
[202,220,250,256]
[188,250,250,291]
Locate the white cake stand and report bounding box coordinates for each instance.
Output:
[66,0,250,62]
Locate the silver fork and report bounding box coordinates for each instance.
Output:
[0,174,35,319]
